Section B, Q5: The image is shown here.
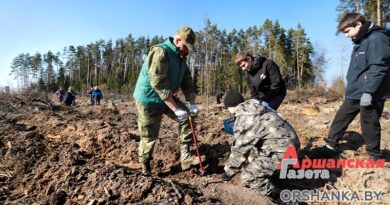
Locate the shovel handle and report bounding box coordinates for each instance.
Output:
[189,116,204,175]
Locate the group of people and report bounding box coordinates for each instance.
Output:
[55,86,103,106]
[52,12,388,203]
[87,86,103,105]
[132,12,390,202]
[131,24,297,201]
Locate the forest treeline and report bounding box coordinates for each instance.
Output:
[9,19,325,96]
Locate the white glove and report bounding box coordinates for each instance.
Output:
[189,104,200,115]
[360,93,372,107]
[261,101,269,107]
[174,108,188,120]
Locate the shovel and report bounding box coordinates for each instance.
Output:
[188,115,204,175]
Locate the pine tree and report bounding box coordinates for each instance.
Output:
[337,0,389,27]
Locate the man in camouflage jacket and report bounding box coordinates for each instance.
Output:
[222,90,300,197]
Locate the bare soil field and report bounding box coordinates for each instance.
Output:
[0,88,389,204]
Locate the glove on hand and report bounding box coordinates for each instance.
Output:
[174,108,188,120]
[189,104,200,115]
[360,93,372,107]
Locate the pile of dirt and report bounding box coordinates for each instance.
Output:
[0,95,219,204]
[24,143,211,205]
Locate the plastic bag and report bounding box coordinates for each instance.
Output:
[223,116,236,135]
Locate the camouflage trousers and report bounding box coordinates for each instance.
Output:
[225,137,300,196]
[136,101,193,164]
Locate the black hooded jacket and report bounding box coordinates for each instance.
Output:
[245,56,286,102]
[345,22,390,100]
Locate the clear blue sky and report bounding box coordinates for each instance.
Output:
[0,0,352,90]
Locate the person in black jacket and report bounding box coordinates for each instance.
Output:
[215,90,224,104]
[55,86,65,102]
[234,51,286,110]
[324,13,390,159]
[63,87,77,107]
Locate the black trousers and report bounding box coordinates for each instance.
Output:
[327,99,385,157]
[267,93,286,111]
